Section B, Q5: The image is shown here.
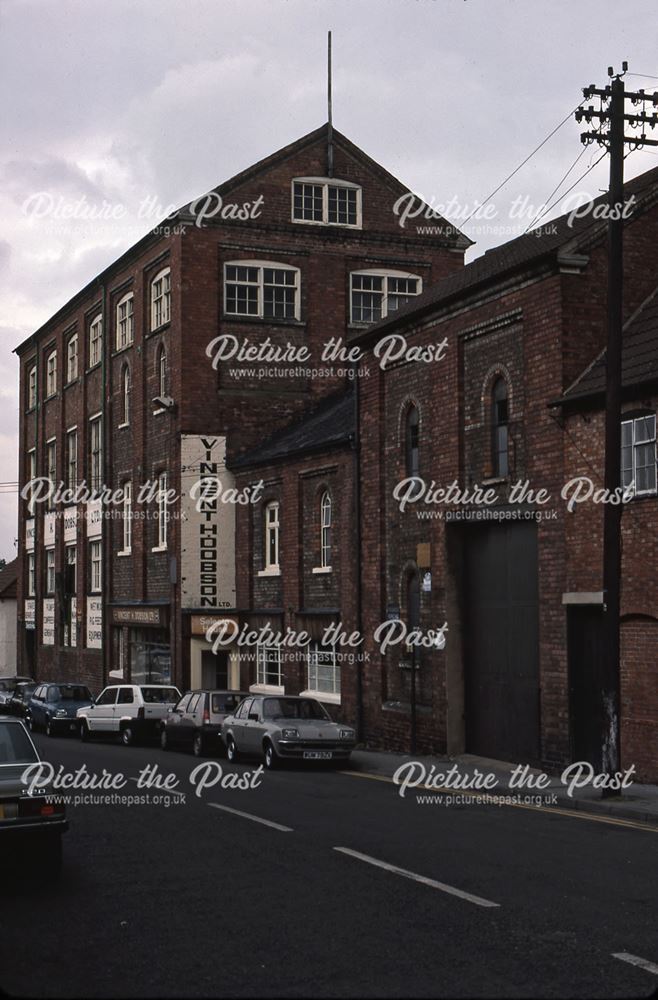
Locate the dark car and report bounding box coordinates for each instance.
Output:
[0,677,34,708]
[27,683,94,737]
[7,682,37,718]
[0,715,68,871]
[160,690,249,757]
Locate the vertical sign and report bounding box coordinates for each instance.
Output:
[86,597,102,648]
[180,435,236,610]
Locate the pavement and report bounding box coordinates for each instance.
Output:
[349,748,658,826]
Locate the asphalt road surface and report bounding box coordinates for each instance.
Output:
[1,732,657,999]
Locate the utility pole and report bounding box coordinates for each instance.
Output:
[576,66,658,781]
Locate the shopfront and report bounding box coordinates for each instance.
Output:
[187,614,241,691]
[109,605,171,684]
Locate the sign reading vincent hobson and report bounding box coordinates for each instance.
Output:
[180,435,236,610]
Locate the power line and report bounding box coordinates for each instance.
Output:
[524,144,588,232]
[463,100,585,226]
[523,148,608,234]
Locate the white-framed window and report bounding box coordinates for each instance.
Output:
[27,552,35,597]
[46,548,55,595]
[292,177,362,228]
[264,501,280,570]
[90,539,102,593]
[116,293,134,350]
[89,415,102,490]
[89,314,103,367]
[622,413,657,496]
[66,543,77,592]
[151,268,171,330]
[257,644,282,687]
[46,439,56,509]
[28,448,36,486]
[223,262,300,321]
[27,364,37,409]
[121,481,132,554]
[307,641,340,696]
[156,472,168,549]
[66,334,78,383]
[350,270,422,324]
[320,491,332,569]
[158,346,167,397]
[121,365,130,426]
[46,350,57,397]
[66,429,78,491]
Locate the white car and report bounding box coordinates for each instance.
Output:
[77,684,181,746]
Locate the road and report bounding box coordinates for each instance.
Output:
[1,732,657,998]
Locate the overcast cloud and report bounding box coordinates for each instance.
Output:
[0,0,657,558]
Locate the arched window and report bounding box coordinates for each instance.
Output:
[320,491,332,569]
[121,365,130,426]
[158,346,167,397]
[491,377,509,477]
[151,268,171,330]
[405,404,420,478]
[116,292,134,349]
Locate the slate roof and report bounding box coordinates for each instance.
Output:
[230,389,355,469]
[0,558,18,600]
[351,164,658,345]
[561,285,658,403]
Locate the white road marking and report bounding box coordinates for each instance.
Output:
[208,802,293,832]
[612,952,658,976]
[127,777,185,797]
[333,847,500,908]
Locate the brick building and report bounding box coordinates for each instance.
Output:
[351,165,658,779]
[14,123,468,701]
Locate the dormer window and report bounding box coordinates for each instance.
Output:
[292,178,361,228]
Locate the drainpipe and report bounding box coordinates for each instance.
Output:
[100,279,108,687]
[351,367,363,741]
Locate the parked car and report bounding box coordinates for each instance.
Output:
[221,695,357,770]
[7,682,37,718]
[27,683,94,737]
[77,684,182,745]
[0,676,34,708]
[0,714,68,871]
[160,690,248,757]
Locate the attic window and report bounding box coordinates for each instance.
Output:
[292,178,361,228]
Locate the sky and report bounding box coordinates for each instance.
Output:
[1,0,657,559]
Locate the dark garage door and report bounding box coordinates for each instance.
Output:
[463,521,540,763]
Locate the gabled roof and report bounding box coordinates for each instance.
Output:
[15,123,469,354]
[0,558,18,600]
[229,389,355,469]
[561,285,658,404]
[351,164,658,345]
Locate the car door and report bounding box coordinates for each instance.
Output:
[167,694,192,745]
[244,699,266,754]
[178,692,201,747]
[114,687,136,732]
[31,686,47,726]
[231,698,252,752]
[91,687,118,731]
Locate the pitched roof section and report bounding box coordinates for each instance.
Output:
[230,389,355,469]
[177,123,471,249]
[561,285,658,403]
[0,558,18,600]
[351,164,658,344]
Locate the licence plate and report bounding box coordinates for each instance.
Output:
[303,751,333,760]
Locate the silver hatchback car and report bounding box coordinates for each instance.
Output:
[221,695,356,769]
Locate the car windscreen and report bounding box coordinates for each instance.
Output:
[49,685,92,702]
[211,693,243,714]
[140,687,180,704]
[0,723,39,766]
[263,698,329,721]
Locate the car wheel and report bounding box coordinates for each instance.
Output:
[264,740,278,770]
[193,733,205,757]
[121,726,134,747]
[226,737,239,763]
[160,728,169,751]
[80,720,91,741]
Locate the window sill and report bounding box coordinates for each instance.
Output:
[113,343,134,356]
[148,320,171,338]
[249,683,284,695]
[291,219,362,231]
[481,476,508,486]
[220,314,305,328]
[86,363,102,373]
[117,422,130,430]
[151,545,168,553]
[299,688,341,705]
[257,567,281,577]
[312,566,332,575]
[64,378,80,389]
[117,550,132,557]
